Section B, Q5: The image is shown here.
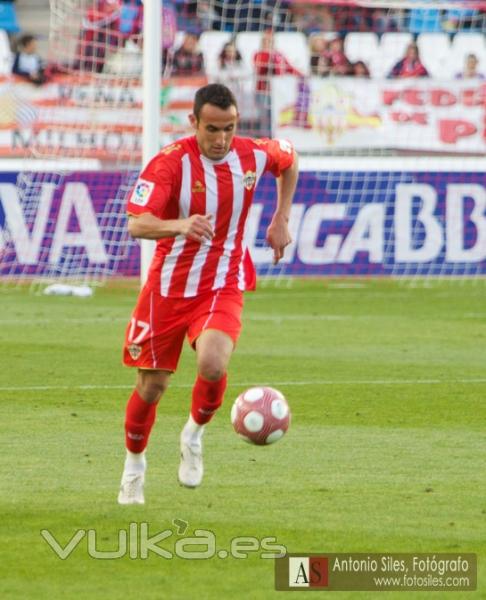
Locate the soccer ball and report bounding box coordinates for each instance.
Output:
[231,387,290,445]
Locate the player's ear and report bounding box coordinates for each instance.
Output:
[188,113,197,129]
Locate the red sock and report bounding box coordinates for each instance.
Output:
[191,373,227,425]
[124,390,158,453]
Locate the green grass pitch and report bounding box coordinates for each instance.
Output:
[0,279,485,599]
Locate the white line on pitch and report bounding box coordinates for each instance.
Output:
[1,379,486,392]
[2,313,482,326]
[0,317,128,325]
[247,314,349,321]
[0,315,351,325]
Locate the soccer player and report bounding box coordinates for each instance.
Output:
[118,83,299,504]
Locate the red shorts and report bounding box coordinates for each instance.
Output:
[123,286,243,372]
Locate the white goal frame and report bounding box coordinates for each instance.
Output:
[140,0,161,285]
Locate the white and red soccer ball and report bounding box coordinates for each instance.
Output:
[231,387,290,445]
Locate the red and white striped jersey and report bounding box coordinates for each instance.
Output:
[127,135,294,298]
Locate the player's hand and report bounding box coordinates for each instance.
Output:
[266,214,292,265]
[180,214,214,243]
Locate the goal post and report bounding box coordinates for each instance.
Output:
[141,0,161,285]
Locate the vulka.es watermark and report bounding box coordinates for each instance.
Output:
[41,519,286,560]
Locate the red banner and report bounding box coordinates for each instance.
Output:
[0,74,206,162]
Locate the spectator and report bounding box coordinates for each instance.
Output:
[371,8,400,33]
[197,0,219,31]
[161,4,177,70]
[174,0,198,32]
[455,53,485,80]
[318,6,336,32]
[129,1,176,71]
[253,29,303,134]
[103,34,142,76]
[213,40,255,130]
[388,42,428,78]
[352,60,370,78]
[327,36,352,76]
[119,0,141,37]
[215,41,251,84]
[334,6,371,33]
[442,9,479,32]
[12,34,47,85]
[292,5,335,35]
[309,36,331,77]
[74,0,121,73]
[170,32,204,76]
[253,29,303,94]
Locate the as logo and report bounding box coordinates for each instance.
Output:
[130,178,154,207]
[243,170,256,190]
[288,556,329,588]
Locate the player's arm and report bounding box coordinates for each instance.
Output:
[266,148,299,264]
[128,212,214,243]
[127,154,214,243]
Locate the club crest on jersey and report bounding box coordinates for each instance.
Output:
[127,343,142,360]
[243,170,256,190]
[130,179,154,207]
[192,180,205,193]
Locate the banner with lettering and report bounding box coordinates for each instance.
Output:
[2,75,485,160]
[272,77,486,154]
[1,168,485,278]
[0,75,205,162]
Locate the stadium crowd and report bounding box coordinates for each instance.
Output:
[1,0,485,83]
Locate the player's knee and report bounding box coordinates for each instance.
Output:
[198,361,226,382]
[136,371,170,403]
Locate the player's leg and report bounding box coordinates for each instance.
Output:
[119,288,187,504]
[118,369,171,505]
[179,288,243,487]
[192,328,233,423]
[178,329,234,488]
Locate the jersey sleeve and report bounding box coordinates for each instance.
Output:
[262,138,295,177]
[126,154,179,218]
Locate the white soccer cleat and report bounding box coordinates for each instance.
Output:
[118,472,145,505]
[178,436,203,488]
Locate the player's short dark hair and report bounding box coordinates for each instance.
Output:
[193,84,238,120]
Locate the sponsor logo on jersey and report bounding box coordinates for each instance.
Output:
[192,180,205,193]
[277,139,293,154]
[243,170,256,190]
[160,143,181,155]
[130,179,154,207]
[127,343,142,360]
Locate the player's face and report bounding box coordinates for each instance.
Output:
[190,103,238,160]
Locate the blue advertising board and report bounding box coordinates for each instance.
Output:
[1,169,485,278]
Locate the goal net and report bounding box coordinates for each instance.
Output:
[1,0,485,290]
[202,0,486,282]
[0,0,145,292]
